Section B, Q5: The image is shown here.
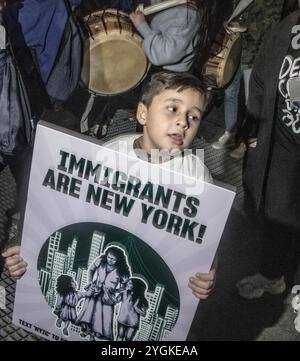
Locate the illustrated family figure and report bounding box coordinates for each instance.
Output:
[53,245,149,341]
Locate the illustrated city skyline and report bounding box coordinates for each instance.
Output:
[38,229,179,341]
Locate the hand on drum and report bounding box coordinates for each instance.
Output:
[129,10,146,27]
[224,20,247,34]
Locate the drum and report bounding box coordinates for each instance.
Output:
[202,29,242,88]
[81,9,150,96]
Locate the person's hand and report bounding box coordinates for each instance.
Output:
[248,141,257,148]
[2,246,27,279]
[224,21,234,34]
[188,257,217,300]
[224,20,247,34]
[129,10,146,28]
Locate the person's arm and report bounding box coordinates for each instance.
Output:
[133,299,147,316]
[53,294,64,315]
[114,290,124,304]
[87,256,101,284]
[188,255,217,300]
[130,8,199,66]
[1,246,27,279]
[78,291,86,299]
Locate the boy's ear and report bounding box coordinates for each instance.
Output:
[136,102,148,126]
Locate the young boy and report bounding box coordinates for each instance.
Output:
[3,71,217,300]
[104,71,216,300]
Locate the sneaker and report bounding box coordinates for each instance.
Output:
[295,314,300,333]
[100,124,108,137]
[236,273,286,299]
[87,123,108,139]
[211,131,236,150]
[292,294,300,313]
[229,142,247,159]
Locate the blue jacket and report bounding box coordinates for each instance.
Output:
[110,0,133,11]
[4,0,81,82]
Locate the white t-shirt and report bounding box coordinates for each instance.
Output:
[103,134,212,183]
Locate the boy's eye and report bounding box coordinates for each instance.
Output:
[167,105,177,113]
[188,114,201,122]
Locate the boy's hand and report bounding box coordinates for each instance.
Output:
[2,246,27,279]
[130,10,146,28]
[188,258,217,300]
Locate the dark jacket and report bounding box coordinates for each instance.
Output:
[243,10,300,212]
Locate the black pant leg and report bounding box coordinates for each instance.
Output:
[7,147,33,222]
[260,219,295,279]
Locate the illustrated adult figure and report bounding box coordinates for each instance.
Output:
[76,246,131,340]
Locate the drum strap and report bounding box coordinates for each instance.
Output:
[53,20,71,71]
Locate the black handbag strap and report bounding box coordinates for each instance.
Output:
[52,0,83,71]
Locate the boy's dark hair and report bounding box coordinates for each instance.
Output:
[140,71,210,108]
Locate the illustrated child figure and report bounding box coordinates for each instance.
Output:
[116,277,148,341]
[104,71,217,299]
[53,274,85,337]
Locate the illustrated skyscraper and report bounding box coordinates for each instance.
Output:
[46,232,61,272]
[87,231,105,267]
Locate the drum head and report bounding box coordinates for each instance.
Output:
[81,33,149,96]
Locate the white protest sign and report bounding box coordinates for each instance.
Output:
[13,122,235,341]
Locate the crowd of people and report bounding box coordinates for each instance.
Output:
[0,0,299,340]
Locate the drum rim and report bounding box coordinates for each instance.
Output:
[203,32,242,88]
[84,8,129,21]
[81,8,152,95]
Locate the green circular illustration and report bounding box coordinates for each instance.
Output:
[37,222,180,341]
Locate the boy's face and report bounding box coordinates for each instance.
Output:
[137,88,205,156]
